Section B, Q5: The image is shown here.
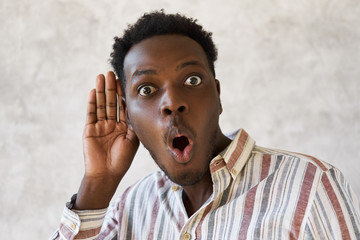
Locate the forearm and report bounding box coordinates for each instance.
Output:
[74,175,122,210]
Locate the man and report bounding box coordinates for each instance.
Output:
[52,11,360,239]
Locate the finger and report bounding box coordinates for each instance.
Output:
[116,78,126,124]
[96,74,106,121]
[105,72,117,121]
[86,89,97,124]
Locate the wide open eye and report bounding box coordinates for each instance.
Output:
[138,85,157,96]
[184,75,202,86]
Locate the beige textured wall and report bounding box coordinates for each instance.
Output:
[1,0,359,238]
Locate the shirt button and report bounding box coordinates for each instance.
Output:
[231,169,237,175]
[183,233,191,240]
[69,223,76,230]
[171,185,179,191]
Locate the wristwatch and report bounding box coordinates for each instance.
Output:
[68,193,77,210]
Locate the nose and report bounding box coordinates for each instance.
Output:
[160,86,188,116]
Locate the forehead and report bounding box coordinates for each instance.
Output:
[123,35,210,83]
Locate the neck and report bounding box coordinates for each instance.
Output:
[182,171,213,216]
[182,131,231,216]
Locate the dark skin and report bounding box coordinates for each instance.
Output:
[74,35,231,216]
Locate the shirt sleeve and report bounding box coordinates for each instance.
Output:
[50,203,108,240]
[304,167,360,239]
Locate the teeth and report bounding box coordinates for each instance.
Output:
[173,136,189,152]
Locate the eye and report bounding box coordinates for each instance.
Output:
[138,85,157,96]
[184,75,202,86]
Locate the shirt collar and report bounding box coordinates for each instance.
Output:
[210,129,255,179]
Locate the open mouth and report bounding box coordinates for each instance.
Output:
[173,136,190,152]
[167,131,194,164]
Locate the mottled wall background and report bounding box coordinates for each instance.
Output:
[1,0,359,238]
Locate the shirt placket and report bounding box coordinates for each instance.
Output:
[173,160,232,239]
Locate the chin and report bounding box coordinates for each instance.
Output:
[162,166,208,186]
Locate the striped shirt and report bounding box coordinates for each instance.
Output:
[52,129,360,239]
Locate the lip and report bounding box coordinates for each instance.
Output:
[166,127,195,164]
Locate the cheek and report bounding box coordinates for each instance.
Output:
[201,93,221,116]
[127,102,160,142]
[201,97,222,129]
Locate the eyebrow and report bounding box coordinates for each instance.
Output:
[176,60,202,71]
[132,69,157,78]
[131,60,203,80]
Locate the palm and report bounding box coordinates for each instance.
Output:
[83,72,139,179]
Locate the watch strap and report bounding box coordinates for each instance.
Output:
[68,193,77,210]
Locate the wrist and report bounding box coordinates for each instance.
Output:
[73,175,121,210]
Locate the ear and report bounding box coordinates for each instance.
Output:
[215,79,221,95]
[215,79,223,114]
[122,97,134,131]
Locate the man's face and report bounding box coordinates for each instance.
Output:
[123,35,222,186]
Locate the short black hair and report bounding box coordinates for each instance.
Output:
[110,10,218,94]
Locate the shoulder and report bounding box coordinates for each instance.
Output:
[251,145,359,202]
[249,145,339,198]
[252,145,334,173]
[254,148,360,239]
